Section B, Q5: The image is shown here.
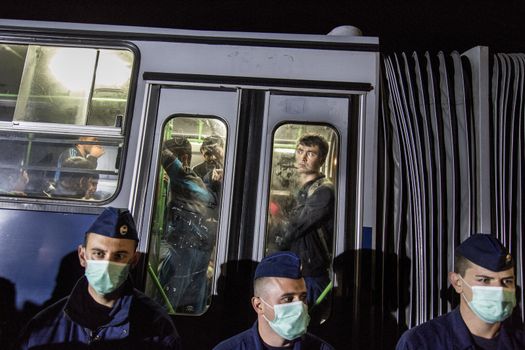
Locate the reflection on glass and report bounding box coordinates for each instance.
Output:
[3,45,133,126]
[266,124,337,308]
[147,116,226,315]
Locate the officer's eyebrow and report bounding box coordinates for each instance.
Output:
[279,291,307,298]
[90,247,107,253]
[474,274,514,280]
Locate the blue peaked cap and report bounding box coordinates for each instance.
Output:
[456,234,513,272]
[86,207,139,242]
[254,251,302,280]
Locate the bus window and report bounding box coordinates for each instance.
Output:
[147,115,227,315]
[266,123,338,308]
[0,132,121,201]
[0,42,133,201]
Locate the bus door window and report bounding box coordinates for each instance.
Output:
[147,116,227,315]
[266,123,338,310]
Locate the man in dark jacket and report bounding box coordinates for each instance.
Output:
[213,251,334,350]
[17,207,181,350]
[192,135,224,180]
[51,156,99,199]
[54,136,105,184]
[276,134,334,306]
[158,136,218,314]
[396,234,525,349]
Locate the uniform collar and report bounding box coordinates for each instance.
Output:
[64,276,134,329]
[450,307,476,350]
[451,307,515,350]
[251,320,303,350]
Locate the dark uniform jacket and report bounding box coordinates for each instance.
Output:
[212,321,334,350]
[17,277,181,350]
[279,175,334,277]
[396,307,525,349]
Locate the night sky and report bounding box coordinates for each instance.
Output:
[1,0,524,53]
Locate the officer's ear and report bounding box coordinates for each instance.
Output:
[449,272,463,293]
[252,296,264,315]
[78,244,87,268]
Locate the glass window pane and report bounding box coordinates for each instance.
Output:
[0,44,27,122]
[0,44,133,126]
[87,49,133,126]
[0,132,120,201]
[266,124,338,308]
[13,46,97,124]
[147,116,227,315]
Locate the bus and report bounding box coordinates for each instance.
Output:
[2,18,523,350]
[0,19,379,349]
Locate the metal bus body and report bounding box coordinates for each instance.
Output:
[0,19,379,349]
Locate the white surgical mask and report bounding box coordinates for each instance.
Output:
[260,298,310,340]
[459,275,516,324]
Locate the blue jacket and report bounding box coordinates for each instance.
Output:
[396,307,525,349]
[213,321,334,350]
[17,277,181,350]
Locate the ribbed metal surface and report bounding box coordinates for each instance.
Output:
[379,50,524,335]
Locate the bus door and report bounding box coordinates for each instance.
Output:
[139,85,240,316]
[256,90,368,337]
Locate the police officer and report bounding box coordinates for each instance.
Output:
[213,251,334,350]
[396,233,525,349]
[17,207,181,349]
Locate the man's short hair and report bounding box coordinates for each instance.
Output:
[254,277,270,298]
[200,135,224,153]
[164,136,192,161]
[454,252,473,276]
[297,133,329,161]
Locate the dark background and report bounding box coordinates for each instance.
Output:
[1,0,524,53]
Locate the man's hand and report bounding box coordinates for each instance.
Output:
[211,168,223,182]
[161,149,177,169]
[89,145,105,158]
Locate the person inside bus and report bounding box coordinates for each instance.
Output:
[157,135,218,313]
[53,136,105,186]
[17,207,181,349]
[193,135,224,181]
[274,133,334,307]
[396,233,525,349]
[193,135,224,201]
[50,156,99,200]
[213,251,334,350]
